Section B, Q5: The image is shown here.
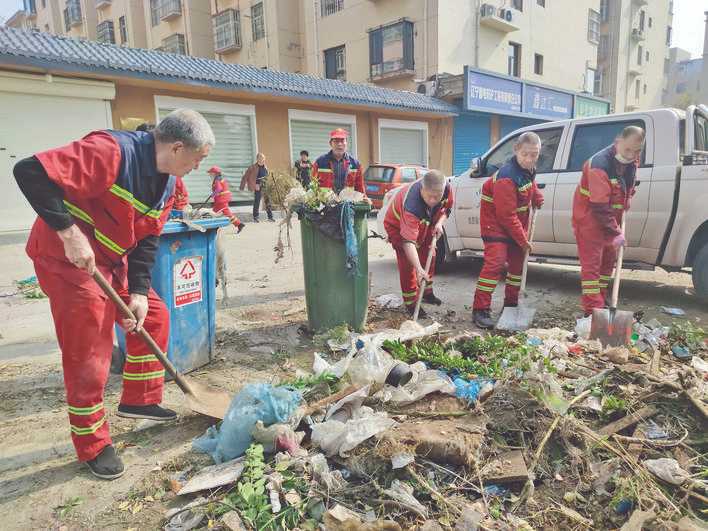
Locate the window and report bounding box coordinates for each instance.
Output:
[600,0,609,22]
[534,53,544,75]
[639,11,645,31]
[160,0,181,20]
[637,45,643,65]
[585,67,596,93]
[401,167,418,183]
[536,0,545,6]
[666,26,672,46]
[594,68,603,95]
[63,7,69,31]
[41,0,46,8]
[508,42,521,77]
[588,9,600,44]
[635,78,641,99]
[369,20,414,79]
[483,128,563,177]
[512,0,523,11]
[23,0,36,14]
[96,19,114,43]
[324,45,346,81]
[66,0,81,26]
[321,0,343,17]
[213,9,241,52]
[695,113,708,152]
[251,3,264,41]
[118,15,127,44]
[364,166,395,183]
[161,33,186,54]
[567,120,645,171]
[648,17,652,28]
[150,0,159,26]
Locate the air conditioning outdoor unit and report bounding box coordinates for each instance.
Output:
[416,80,438,96]
[481,3,495,17]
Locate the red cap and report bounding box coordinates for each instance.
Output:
[208,166,222,174]
[329,128,349,140]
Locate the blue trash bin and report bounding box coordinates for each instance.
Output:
[115,217,231,374]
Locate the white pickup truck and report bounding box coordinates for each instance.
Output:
[379,105,708,300]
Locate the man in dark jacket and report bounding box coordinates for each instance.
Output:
[294,150,312,189]
[240,152,273,222]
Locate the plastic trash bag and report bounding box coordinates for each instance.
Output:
[375,365,456,405]
[575,316,592,340]
[193,384,302,463]
[311,406,396,457]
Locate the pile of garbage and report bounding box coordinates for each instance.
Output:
[162,317,707,530]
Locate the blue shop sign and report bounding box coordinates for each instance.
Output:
[465,68,522,114]
[523,85,573,119]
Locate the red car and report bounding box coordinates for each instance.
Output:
[364,164,429,209]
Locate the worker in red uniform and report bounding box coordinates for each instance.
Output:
[472,132,544,329]
[312,128,369,200]
[170,176,190,219]
[208,166,245,233]
[383,170,453,318]
[572,126,644,316]
[13,109,215,480]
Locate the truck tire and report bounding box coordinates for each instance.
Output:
[692,243,708,301]
[435,234,455,271]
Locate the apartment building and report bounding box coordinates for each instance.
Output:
[596,0,673,112]
[94,0,147,48]
[143,0,214,58]
[663,47,703,108]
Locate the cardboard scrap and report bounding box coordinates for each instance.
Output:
[598,405,657,437]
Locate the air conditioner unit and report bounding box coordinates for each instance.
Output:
[503,9,513,21]
[416,80,438,96]
[480,3,495,17]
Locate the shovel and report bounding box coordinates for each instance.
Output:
[590,212,633,347]
[93,270,232,419]
[412,234,439,322]
[496,208,538,332]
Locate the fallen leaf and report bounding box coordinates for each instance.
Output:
[131,502,143,515]
[118,501,130,511]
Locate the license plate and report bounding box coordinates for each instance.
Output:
[366,184,378,192]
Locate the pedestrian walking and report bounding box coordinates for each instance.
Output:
[13,109,214,479]
[572,126,644,316]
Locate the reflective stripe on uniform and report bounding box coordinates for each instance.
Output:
[516,205,529,212]
[317,168,333,173]
[63,200,127,255]
[71,415,107,436]
[68,402,103,416]
[612,204,624,209]
[518,182,532,192]
[579,187,590,197]
[123,369,165,381]
[110,184,162,219]
[582,288,601,295]
[481,194,494,203]
[126,354,159,363]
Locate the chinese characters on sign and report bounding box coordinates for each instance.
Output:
[523,85,573,119]
[465,70,523,113]
[174,256,203,307]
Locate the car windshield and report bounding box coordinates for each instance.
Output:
[365,166,395,183]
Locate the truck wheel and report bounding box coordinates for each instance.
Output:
[435,234,455,271]
[692,243,708,301]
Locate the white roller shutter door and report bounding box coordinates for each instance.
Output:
[380,127,426,166]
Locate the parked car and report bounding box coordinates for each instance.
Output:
[378,105,708,300]
[364,163,428,210]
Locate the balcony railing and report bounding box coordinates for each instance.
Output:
[213,9,241,53]
[95,0,112,8]
[160,0,181,21]
[66,1,82,27]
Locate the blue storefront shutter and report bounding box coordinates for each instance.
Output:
[453,113,491,176]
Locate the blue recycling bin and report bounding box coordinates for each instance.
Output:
[115,217,230,374]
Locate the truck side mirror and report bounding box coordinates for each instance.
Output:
[470,157,482,177]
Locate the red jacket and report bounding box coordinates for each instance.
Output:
[174,177,189,211]
[26,130,175,286]
[383,179,454,248]
[212,176,233,204]
[480,156,542,248]
[572,145,637,237]
[312,151,365,194]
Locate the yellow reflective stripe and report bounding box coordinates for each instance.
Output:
[579,187,590,197]
[63,200,93,225]
[611,204,624,209]
[478,277,498,285]
[402,291,417,297]
[506,274,522,280]
[64,200,127,255]
[126,354,159,363]
[71,415,107,436]
[420,219,430,226]
[68,403,103,416]
[481,194,494,203]
[516,205,529,212]
[110,184,162,219]
[518,182,532,192]
[123,369,165,381]
[317,168,333,173]
[506,280,521,287]
[600,275,612,280]
[476,285,496,292]
[392,205,401,221]
[582,288,601,294]
[94,230,127,255]
[581,280,600,286]
[609,178,618,184]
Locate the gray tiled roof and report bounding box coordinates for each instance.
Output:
[0,26,457,115]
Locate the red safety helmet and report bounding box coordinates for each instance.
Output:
[329,128,349,140]
[207,166,222,175]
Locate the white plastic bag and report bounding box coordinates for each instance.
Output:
[311,407,396,457]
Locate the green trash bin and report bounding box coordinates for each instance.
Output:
[300,203,371,332]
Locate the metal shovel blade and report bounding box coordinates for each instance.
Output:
[183,379,233,420]
[495,305,537,332]
[589,307,634,347]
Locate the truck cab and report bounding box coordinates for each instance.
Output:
[430,105,708,299]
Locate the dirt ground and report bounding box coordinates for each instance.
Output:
[0,218,705,530]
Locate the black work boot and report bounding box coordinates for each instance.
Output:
[422,292,443,306]
[473,309,495,329]
[86,445,125,480]
[503,302,518,308]
[117,404,177,422]
[406,305,428,319]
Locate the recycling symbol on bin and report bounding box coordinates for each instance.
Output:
[179,259,197,280]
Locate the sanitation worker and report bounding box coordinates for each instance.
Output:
[311,128,369,198]
[472,132,544,329]
[208,165,245,232]
[572,125,644,316]
[14,109,214,479]
[383,169,453,318]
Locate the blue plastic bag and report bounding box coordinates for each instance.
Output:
[193,384,302,463]
[340,201,358,277]
[453,377,493,404]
